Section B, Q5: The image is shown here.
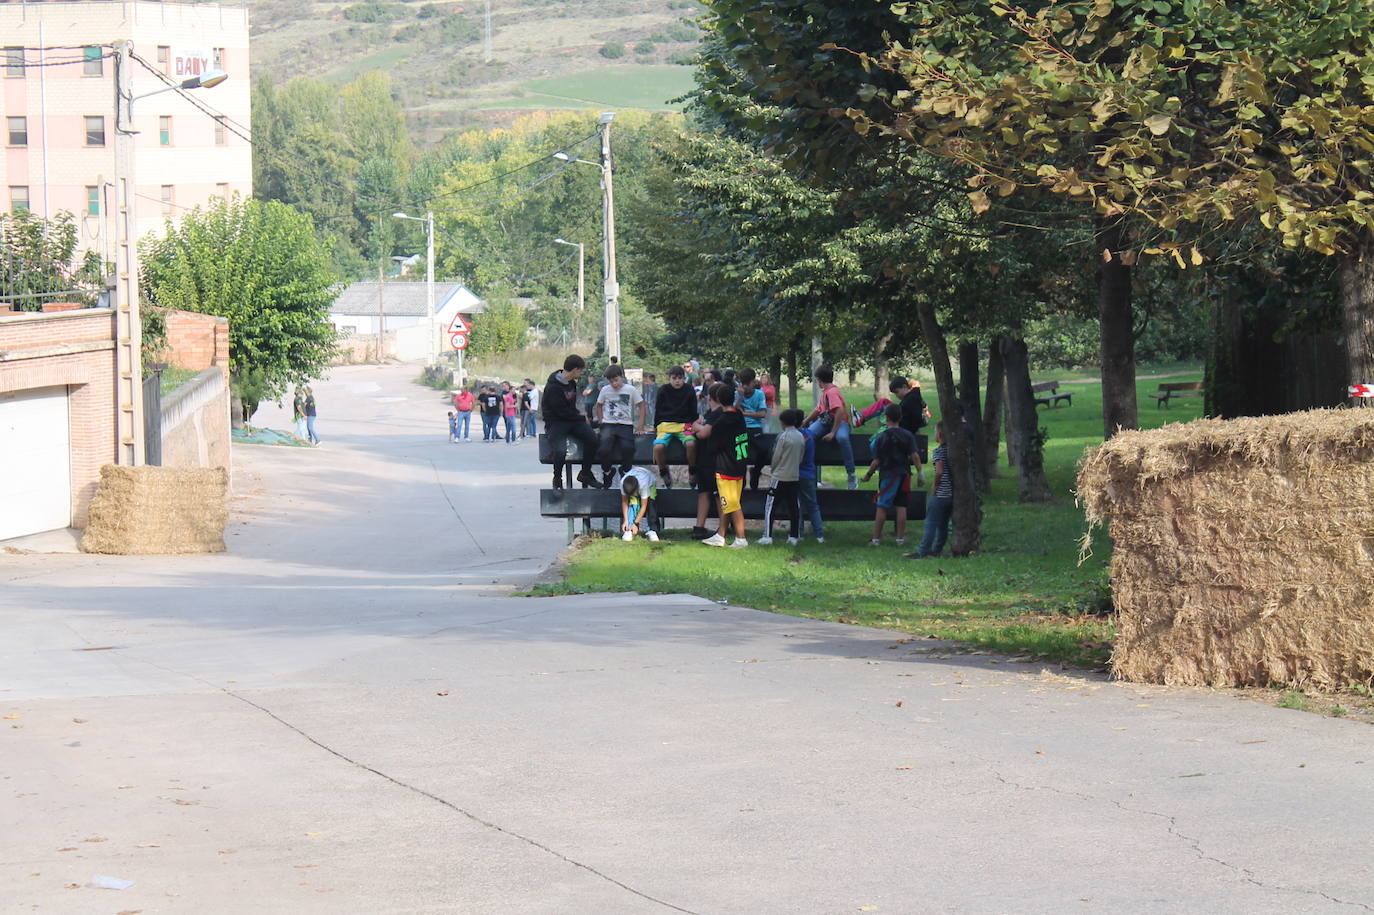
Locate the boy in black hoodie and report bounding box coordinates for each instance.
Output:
[542,354,601,489]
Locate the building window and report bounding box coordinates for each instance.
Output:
[159,116,172,146]
[7,116,26,146]
[213,47,225,69]
[86,186,100,216]
[9,186,29,213]
[84,116,105,147]
[215,182,229,200]
[160,184,174,214]
[213,116,226,146]
[82,46,103,77]
[156,45,169,72]
[3,46,23,78]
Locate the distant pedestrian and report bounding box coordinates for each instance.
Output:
[448,411,458,443]
[303,385,320,444]
[292,387,308,441]
[479,385,502,442]
[502,384,519,444]
[908,421,952,559]
[453,387,474,441]
[523,381,540,438]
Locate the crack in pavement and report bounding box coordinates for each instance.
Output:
[227,690,699,914]
[989,771,1373,911]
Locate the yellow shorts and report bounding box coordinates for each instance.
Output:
[654,422,693,446]
[716,475,744,515]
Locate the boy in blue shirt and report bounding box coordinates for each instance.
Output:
[737,367,770,490]
[797,413,825,543]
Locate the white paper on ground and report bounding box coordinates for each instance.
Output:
[89,875,135,890]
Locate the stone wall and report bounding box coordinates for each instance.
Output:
[160,368,231,471]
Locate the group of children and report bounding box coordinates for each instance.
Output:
[449,380,540,444]
[592,360,952,556]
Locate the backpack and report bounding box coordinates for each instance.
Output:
[876,429,911,469]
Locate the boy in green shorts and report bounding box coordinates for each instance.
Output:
[652,365,699,489]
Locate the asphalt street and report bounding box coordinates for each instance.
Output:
[1,364,1370,914]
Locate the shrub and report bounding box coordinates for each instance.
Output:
[667,51,696,65]
[342,2,404,22]
[665,22,698,41]
[635,41,655,55]
[440,13,481,43]
[417,3,443,17]
[600,41,626,59]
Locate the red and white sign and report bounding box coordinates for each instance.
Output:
[449,333,468,351]
[1350,384,1374,398]
[448,314,470,335]
[174,47,213,78]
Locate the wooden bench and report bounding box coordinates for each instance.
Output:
[1154,380,1203,407]
[537,431,928,539]
[1032,381,1073,409]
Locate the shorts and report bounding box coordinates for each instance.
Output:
[654,421,694,446]
[875,471,911,510]
[696,469,717,494]
[716,475,744,514]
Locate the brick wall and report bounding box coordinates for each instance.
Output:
[162,310,230,373]
[0,309,119,528]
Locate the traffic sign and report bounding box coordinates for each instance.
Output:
[448,313,470,335]
[1350,384,1374,398]
[450,332,469,351]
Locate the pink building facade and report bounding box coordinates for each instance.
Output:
[0,1,251,257]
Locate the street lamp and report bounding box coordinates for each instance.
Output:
[393,210,437,367]
[553,238,584,312]
[552,111,620,360]
[111,44,228,465]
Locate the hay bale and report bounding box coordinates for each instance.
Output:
[1078,409,1374,689]
[80,465,228,555]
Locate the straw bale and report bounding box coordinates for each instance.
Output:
[1078,409,1374,689]
[80,465,228,555]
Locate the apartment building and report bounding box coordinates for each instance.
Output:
[0,0,251,257]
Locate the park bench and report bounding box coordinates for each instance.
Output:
[537,431,928,540]
[1032,381,1073,409]
[1154,380,1204,407]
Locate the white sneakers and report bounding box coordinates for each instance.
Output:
[730,537,748,549]
[756,536,774,546]
[622,531,635,541]
[646,530,660,542]
[702,533,725,547]
[786,537,799,546]
[847,475,859,490]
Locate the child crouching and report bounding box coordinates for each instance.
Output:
[620,467,661,543]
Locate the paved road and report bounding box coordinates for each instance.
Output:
[2,364,1370,914]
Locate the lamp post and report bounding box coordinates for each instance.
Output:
[112,41,227,464]
[553,236,584,315]
[393,211,436,367]
[553,111,619,360]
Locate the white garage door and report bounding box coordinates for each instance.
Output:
[0,386,72,540]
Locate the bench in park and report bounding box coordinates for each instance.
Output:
[537,431,928,540]
[1032,381,1073,409]
[1154,380,1203,407]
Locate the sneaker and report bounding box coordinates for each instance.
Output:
[702,533,726,547]
[847,475,859,490]
[904,551,927,559]
[895,538,906,546]
[815,536,825,544]
[690,526,711,540]
[603,474,618,490]
[645,530,660,543]
[786,537,799,546]
[869,538,881,547]
[622,531,634,542]
[729,537,748,549]
[552,473,564,490]
[851,407,864,427]
[660,473,673,489]
[756,536,774,546]
[576,469,599,488]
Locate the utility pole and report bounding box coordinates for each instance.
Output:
[425,210,436,367]
[599,112,619,361]
[484,0,493,62]
[376,259,385,363]
[112,40,144,465]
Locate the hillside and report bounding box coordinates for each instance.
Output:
[248,0,702,137]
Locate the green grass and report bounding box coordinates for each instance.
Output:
[158,366,202,396]
[326,45,412,84]
[533,366,1208,667]
[475,65,695,111]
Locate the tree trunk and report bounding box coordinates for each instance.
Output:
[874,332,892,400]
[1001,336,1054,503]
[1340,230,1374,402]
[957,340,987,493]
[1003,369,1018,468]
[848,367,858,387]
[1098,219,1138,439]
[786,341,800,409]
[915,296,981,555]
[229,389,245,430]
[982,338,1005,482]
[769,354,783,400]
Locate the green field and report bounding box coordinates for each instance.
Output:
[475,66,696,111]
[531,368,1209,667]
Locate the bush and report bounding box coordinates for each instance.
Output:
[468,301,530,357]
[418,3,443,17]
[440,13,481,43]
[667,51,697,65]
[342,2,404,22]
[665,22,698,41]
[600,42,626,59]
[635,41,656,55]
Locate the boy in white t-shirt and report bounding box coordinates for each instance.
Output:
[595,364,645,488]
[620,467,660,542]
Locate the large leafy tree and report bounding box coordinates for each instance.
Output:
[849,0,1374,403]
[0,210,104,311]
[141,197,339,423]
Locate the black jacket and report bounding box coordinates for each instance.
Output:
[542,370,586,423]
[654,382,698,424]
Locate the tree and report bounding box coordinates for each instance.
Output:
[851,1,1374,410]
[467,297,529,357]
[141,197,340,424]
[0,210,103,312]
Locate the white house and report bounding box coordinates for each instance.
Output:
[330,281,484,363]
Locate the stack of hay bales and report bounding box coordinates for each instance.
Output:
[1078,409,1374,689]
[80,465,229,555]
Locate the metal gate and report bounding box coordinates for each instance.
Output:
[143,371,162,466]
